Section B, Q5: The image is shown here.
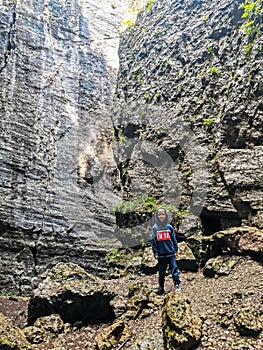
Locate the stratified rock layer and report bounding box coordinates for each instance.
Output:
[0,0,129,293]
[0,0,262,294]
[113,0,262,239]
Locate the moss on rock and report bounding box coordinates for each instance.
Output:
[162,292,202,350]
[0,313,32,349]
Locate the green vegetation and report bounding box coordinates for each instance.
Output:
[224,81,231,90]
[203,117,215,128]
[113,195,183,217]
[146,0,155,11]
[121,19,135,31]
[133,67,143,83]
[161,60,171,72]
[105,248,126,265]
[208,66,221,75]
[0,291,17,297]
[117,135,125,143]
[184,169,192,177]
[186,116,195,128]
[196,70,205,77]
[211,172,219,181]
[144,93,150,103]
[208,96,214,104]
[105,247,144,266]
[113,195,159,215]
[239,0,263,55]
[206,46,214,54]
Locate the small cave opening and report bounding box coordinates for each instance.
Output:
[200,215,222,235]
[28,291,115,326]
[200,210,242,236]
[53,292,115,326]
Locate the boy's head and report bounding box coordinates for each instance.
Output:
[155,207,168,227]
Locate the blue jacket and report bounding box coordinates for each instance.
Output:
[151,223,178,258]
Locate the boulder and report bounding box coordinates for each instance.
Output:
[162,292,202,350]
[125,256,143,273]
[0,313,32,349]
[95,321,130,350]
[234,306,263,337]
[23,326,44,344]
[33,314,64,334]
[24,314,64,344]
[130,328,164,350]
[110,295,128,319]
[124,282,155,320]
[27,262,115,326]
[187,234,212,266]
[177,242,198,272]
[212,226,263,261]
[203,255,240,277]
[217,148,263,226]
[141,246,158,274]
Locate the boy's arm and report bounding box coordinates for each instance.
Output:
[151,227,158,257]
[169,225,178,253]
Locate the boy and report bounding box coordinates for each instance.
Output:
[151,208,180,294]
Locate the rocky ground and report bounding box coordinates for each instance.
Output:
[0,255,262,349]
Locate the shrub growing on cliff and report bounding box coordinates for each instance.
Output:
[240,0,263,54]
[146,0,155,11]
[203,117,215,128]
[113,195,159,215]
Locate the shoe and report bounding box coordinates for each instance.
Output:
[174,284,181,292]
[154,286,164,295]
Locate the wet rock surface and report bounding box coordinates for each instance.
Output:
[0,0,129,293]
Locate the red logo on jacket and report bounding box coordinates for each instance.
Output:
[156,230,171,241]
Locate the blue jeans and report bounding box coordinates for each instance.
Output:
[158,256,180,287]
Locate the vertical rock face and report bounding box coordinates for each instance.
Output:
[113,0,263,237]
[0,0,262,294]
[0,0,132,293]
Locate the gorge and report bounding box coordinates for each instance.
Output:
[0,0,262,348]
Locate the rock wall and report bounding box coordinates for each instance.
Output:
[0,0,262,294]
[113,0,263,238]
[0,0,137,294]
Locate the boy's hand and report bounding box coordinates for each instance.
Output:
[175,252,178,258]
[154,254,158,259]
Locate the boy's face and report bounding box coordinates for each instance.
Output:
[157,209,166,222]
